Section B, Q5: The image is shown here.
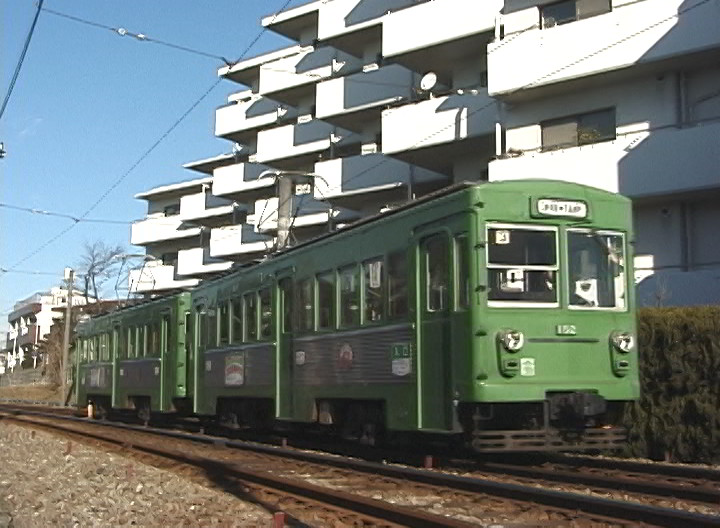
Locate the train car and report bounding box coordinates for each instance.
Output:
[76,293,192,419]
[188,180,638,452]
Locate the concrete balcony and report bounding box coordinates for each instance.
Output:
[489,120,720,197]
[177,247,233,277]
[258,46,362,106]
[178,192,242,228]
[316,0,427,56]
[250,195,360,238]
[315,64,415,131]
[383,0,500,77]
[183,153,238,175]
[212,161,276,203]
[382,91,497,157]
[488,0,720,99]
[219,45,303,90]
[130,216,201,246]
[129,261,199,294]
[209,224,274,262]
[313,154,448,210]
[255,120,358,169]
[215,92,297,144]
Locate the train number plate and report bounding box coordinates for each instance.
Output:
[556,324,577,335]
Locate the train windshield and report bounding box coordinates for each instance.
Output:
[487,225,558,306]
[568,230,626,309]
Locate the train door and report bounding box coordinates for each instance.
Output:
[275,275,294,419]
[416,226,454,431]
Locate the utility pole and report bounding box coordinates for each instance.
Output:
[61,267,74,406]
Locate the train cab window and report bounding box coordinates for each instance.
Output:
[231,298,243,343]
[219,302,230,345]
[161,316,170,355]
[388,251,408,319]
[363,258,384,324]
[317,272,335,330]
[339,265,360,328]
[425,235,450,312]
[568,230,626,309]
[98,334,107,361]
[207,307,218,349]
[79,339,87,363]
[244,293,257,341]
[259,288,273,339]
[295,279,314,333]
[280,279,293,333]
[487,225,558,305]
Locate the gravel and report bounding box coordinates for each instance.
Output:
[0,421,273,527]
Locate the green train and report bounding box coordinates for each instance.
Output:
[76,180,638,452]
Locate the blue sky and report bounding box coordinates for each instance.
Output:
[0,0,306,334]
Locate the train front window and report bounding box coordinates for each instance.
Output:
[487,225,558,306]
[568,230,626,309]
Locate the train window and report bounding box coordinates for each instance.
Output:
[487,225,558,305]
[425,235,449,312]
[259,288,273,339]
[207,307,218,349]
[363,258,384,323]
[162,316,169,355]
[244,293,257,341]
[219,302,230,346]
[148,323,160,357]
[231,298,243,343]
[568,230,626,310]
[127,327,135,358]
[455,235,470,310]
[388,251,408,319]
[98,334,106,361]
[339,265,360,328]
[317,272,335,330]
[295,279,313,333]
[280,279,293,333]
[138,325,146,357]
[196,306,207,350]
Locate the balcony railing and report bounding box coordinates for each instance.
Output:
[130,215,201,246]
[215,93,297,143]
[212,162,275,202]
[209,224,274,261]
[176,247,232,277]
[128,261,199,294]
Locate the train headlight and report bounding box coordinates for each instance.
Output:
[498,329,525,352]
[611,331,634,353]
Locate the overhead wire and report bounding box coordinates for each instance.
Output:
[0,0,45,123]
[0,202,132,225]
[0,0,296,278]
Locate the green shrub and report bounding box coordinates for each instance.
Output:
[624,306,720,463]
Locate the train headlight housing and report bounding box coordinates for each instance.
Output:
[611,331,634,353]
[498,329,525,352]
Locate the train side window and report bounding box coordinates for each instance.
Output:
[162,316,169,355]
[259,288,273,339]
[79,339,86,363]
[148,323,160,357]
[455,235,470,310]
[231,297,243,343]
[295,279,313,333]
[98,334,106,361]
[127,327,135,358]
[388,251,408,319]
[244,293,257,341]
[425,235,449,312]
[363,258,384,324]
[219,302,230,346]
[138,325,147,357]
[207,307,218,349]
[339,265,360,328]
[87,338,95,362]
[280,279,293,333]
[317,271,335,330]
[196,306,207,350]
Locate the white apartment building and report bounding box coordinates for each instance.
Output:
[130,0,720,306]
[3,287,90,371]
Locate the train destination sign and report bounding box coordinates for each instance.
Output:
[536,198,588,218]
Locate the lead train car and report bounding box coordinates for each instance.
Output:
[189,180,638,452]
[76,293,191,419]
[76,180,638,452]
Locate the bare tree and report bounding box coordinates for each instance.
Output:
[77,241,125,302]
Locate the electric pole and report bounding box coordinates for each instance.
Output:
[61,267,74,405]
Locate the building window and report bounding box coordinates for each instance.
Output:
[541,108,616,151]
[163,203,180,216]
[541,0,611,28]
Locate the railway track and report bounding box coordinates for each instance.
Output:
[1,403,718,527]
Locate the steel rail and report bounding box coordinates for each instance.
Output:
[1,405,718,527]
